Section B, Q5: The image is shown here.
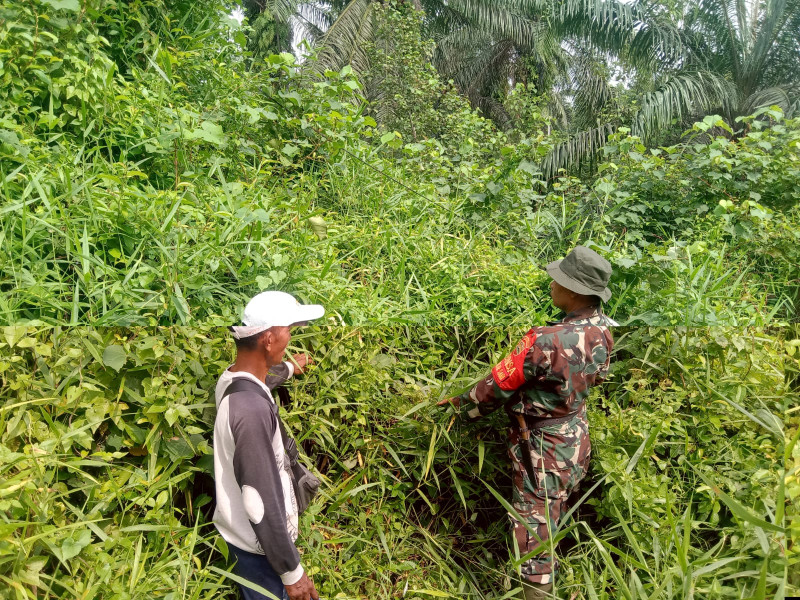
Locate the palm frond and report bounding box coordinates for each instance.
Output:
[423,3,473,41]
[296,3,333,33]
[626,16,685,70]
[762,0,800,84]
[540,123,614,179]
[542,69,740,178]
[549,0,641,55]
[568,48,614,130]
[432,26,494,81]
[312,0,374,74]
[554,0,638,32]
[741,0,794,96]
[292,18,324,48]
[678,1,739,72]
[741,86,792,115]
[440,37,517,99]
[545,92,569,129]
[445,0,548,52]
[632,71,736,138]
[471,94,514,128]
[267,0,307,23]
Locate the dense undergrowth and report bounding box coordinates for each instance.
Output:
[0,0,797,599]
[0,326,795,598]
[1,0,798,326]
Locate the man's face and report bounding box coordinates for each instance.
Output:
[550,280,573,311]
[262,326,292,366]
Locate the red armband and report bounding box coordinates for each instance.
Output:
[492,331,536,391]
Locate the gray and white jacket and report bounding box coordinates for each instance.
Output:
[213,362,303,585]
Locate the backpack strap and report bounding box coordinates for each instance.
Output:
[222,377,298,462]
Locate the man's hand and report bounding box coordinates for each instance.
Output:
[437,397,461,409]
[285,572,319,600]
[289,353,312,376]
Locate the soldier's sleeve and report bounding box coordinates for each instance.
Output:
[264,361,294,390]
[593,329,614,384]
[458,329,550,420]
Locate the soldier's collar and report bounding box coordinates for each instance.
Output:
[551,305,602,325]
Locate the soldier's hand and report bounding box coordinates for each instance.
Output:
[285,572,319,600]
[290,353,312,376]
[437,397,460,409]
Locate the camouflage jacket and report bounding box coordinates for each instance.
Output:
[459,306,616,420]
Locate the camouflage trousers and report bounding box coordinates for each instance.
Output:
[507,412,590,585]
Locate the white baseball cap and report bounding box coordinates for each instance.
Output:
[230,291,325,339]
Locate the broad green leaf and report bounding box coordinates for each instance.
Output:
[282,143,300,157]
[309,216,328,240]
[163,437,194,461]
[58,529,92,562]
[41,0,80,11]
[0,129,30,157]
[596,181,615,194]
[3,326,26,348]
[185,121,226,146]
[172,283,190,324]
[85,403,107,432]
[102,345,127,371]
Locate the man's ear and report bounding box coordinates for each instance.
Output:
[261,329,273,352]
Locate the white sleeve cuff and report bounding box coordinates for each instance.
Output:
[283,361,295,378]
[279,563,304,586]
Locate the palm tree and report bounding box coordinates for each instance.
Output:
[242,0,800,175]
[546,0,800,175]
[311,0,643,128]
[240,0,332,59]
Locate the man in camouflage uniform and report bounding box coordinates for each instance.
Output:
[438,246,617,599]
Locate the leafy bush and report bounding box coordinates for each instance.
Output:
[0,3,796,598]
[2,1,797,328]
[0,325,791,598]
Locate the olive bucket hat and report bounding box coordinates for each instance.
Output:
[545,246,613,302]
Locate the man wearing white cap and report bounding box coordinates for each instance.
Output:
[213,291,325,600]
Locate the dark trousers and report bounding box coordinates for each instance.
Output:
[229,543,289,600]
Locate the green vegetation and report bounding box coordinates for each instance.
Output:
[269,0,800,174]
[0,326,794,599]
[1,0,798,326]
[0,0,796,599]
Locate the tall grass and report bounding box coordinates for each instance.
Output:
[1,1,797,598]
[0,326,791,598]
